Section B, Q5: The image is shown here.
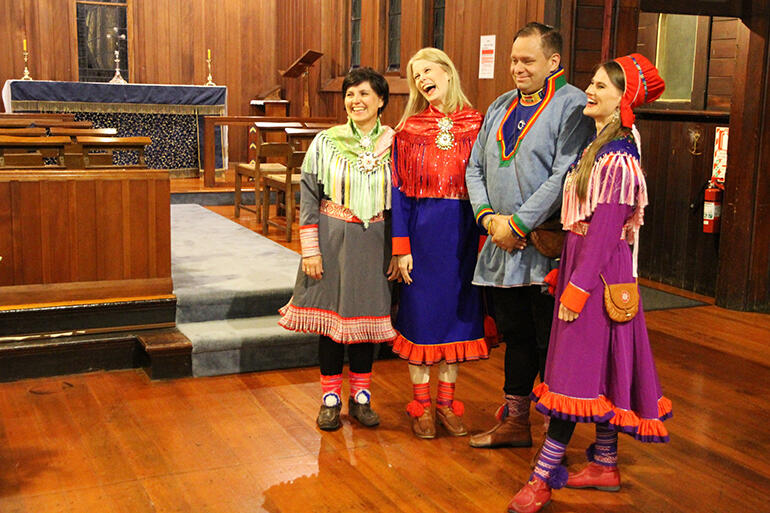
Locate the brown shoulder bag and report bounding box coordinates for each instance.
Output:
[600,274,639,322]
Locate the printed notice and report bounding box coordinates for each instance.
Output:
[712,126,728,183]
[479,35,496,79]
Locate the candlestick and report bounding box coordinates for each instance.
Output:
[21,49,32,80]
[205,53,216,86]
[109,49,127,84]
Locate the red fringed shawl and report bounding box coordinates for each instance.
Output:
[393,106,483,199]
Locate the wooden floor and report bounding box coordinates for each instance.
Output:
[1,171,766,512]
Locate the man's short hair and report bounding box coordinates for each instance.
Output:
[513,22,562,57]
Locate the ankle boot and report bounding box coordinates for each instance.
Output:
[407,400,435,439]
[470,395,532,448]
[566,462,620,491]
[436,402,467,436]
[348,397,380,427]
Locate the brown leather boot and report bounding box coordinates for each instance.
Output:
[411,407,436,439]
[436,404,468,436]
[469,413,532,448]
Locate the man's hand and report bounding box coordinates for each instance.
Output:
[302,255,323,280]
[488,215,527,253]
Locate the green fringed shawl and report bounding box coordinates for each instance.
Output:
[303,118,392,227]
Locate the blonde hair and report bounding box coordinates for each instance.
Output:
[573,61,629,200]
[397,48,472,130]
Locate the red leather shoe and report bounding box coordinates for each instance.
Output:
[565,462,621,491]
[507,478,551,513]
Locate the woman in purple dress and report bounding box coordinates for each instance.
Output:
[507,54,673,513]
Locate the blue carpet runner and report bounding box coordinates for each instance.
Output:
[171,204,316,376]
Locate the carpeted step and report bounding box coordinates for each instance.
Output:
[171,204,300,323]
[179,315,319,377]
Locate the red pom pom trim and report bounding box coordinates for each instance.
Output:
[451,400,465,416]
[406,400,426,418]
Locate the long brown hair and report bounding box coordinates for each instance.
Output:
[397,48,472,130]
[573,60,630,200]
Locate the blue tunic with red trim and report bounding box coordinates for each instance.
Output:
[390,106,488,365]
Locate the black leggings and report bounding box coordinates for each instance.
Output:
[318,335,375,376]
[547,417,577,445]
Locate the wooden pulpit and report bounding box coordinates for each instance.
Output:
[281,50,323,117]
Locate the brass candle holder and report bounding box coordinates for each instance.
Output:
[21,50,32,80]
[205,55,216,86]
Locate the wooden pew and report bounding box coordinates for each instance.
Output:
[0,112,75,120]
[72,136,152,168]
[0,119,94,129]
[49,127,118,137]
[0,135,70,168]
[0,127,48,137]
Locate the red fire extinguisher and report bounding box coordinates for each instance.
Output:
[703,184,723,233]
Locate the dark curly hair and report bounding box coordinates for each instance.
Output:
[342,67,389,115]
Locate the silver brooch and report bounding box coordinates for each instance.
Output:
[359,135,373,150]
[435,116,454,150]
[357,151,377,173]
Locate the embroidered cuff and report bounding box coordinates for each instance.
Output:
[475,204,494,228]
[560,281,590,314]
[508,213,530,238]
[299,224,321,258]
[392,236,411,255]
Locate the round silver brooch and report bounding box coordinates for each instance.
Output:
[435,116,454,150]
[357,151,377,173]
[359,135,373,150]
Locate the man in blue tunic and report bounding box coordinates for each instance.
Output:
[466,22,594,449]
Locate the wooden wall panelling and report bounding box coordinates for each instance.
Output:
[572,0,604,89]
[707,17,740,110]
[636,116,723,295]
[0,170,172,306]
[716,6,770,311]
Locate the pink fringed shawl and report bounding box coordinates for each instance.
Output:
[561,143,648,244]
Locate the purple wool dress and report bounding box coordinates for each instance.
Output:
[531,135,672,443]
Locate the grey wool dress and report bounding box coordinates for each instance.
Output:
[279,119,396,344]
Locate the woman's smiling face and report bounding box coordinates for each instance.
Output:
[411,59,450,110]
[344,81,384,130]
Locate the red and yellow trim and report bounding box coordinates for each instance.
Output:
[475,204,494,227]
[391,331,489,366]
[278,302,396,344]
[299,224,320,258]
[497,68,565,161]
[560,281,590,313]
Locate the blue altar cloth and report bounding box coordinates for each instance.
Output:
[2,80,227,171]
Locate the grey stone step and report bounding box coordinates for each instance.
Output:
[178,315,318,377]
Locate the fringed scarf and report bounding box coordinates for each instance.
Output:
[304,118,394,227]
[393,106,483,199]
[561,134,648,243]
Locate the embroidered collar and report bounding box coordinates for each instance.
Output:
[520,88,544,106]
[497,67,567,162]
[325,117,384,161]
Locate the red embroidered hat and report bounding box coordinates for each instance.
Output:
[614,53,665,128]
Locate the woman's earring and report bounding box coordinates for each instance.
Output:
[611,108,620,123]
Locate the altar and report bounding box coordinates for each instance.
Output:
[2,80,227,173]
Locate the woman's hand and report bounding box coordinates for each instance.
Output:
[558,302,579,322]
[386,255,401,281]
[302,255,323,280]
[397,254,414,285]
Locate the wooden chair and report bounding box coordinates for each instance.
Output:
[70,136,152,168]
[0,136,70,168]
[262,148,305,241]
[234,122,303,220]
